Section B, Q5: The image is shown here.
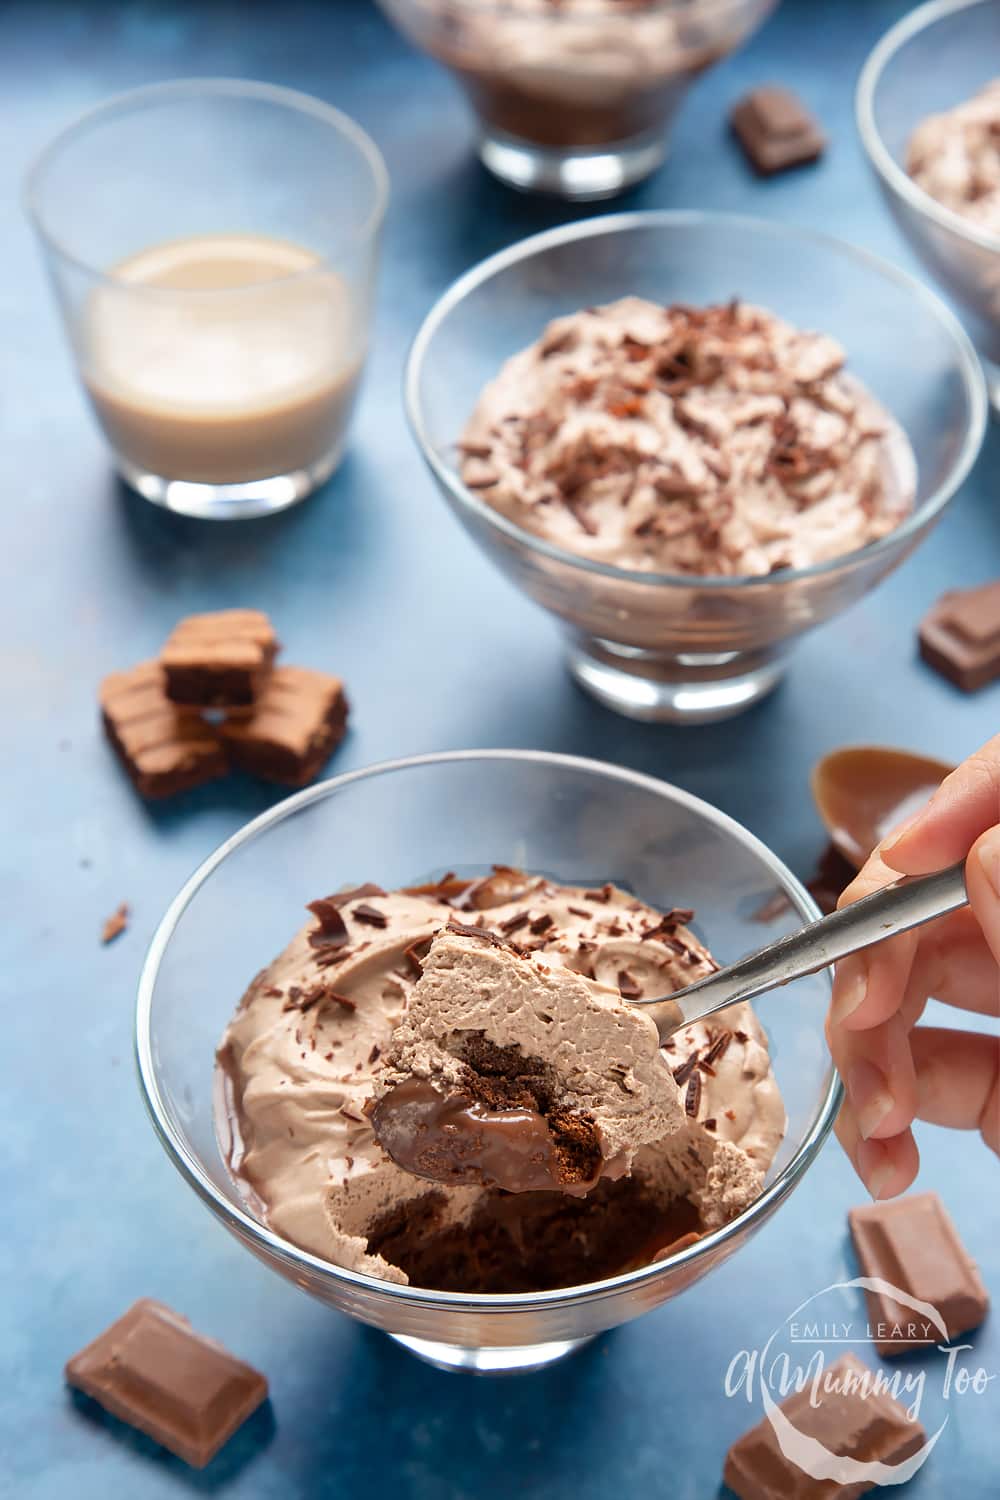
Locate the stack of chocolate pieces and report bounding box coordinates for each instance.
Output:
[100,609,349,798]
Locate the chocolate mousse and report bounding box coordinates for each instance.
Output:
[368,922,686,1193]
[461,298,916,577]
[383,0,756,154]
[217,870,786,1292]
[908,80,1000,238]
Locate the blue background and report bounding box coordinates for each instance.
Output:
[1,1,997,1495]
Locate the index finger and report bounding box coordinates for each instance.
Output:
[882,732,1000,875]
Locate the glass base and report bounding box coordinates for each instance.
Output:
[116,443,343,520]
[567,636,788,723]
[388,1332,594,1373]
[479,127,666,200]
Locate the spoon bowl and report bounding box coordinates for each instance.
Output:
[811,745,953,870]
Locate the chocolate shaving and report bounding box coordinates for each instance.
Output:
[703,1117,717,1132]
[352,902,389,929]
[642,908,695,941]
[685,1072,702,1117]
[263,985,283,998]
[725,1108,736,1121]
[672,1052,700,1087]
[446,919,528,957]
[734,1030,750,1045]
[101,903,129,945]
[499,910,531,936]
[529,913,554,935]
[403,936,433,977]
[568,906,592,919]
[368,1044,381,1064]
[307,898,350,949]
[703,1029,733,1066]
[617,969,643,1001]
[697,1059,717,1077]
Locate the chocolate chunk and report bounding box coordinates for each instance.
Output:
[100,662,228,800]
[641,908,695,941]
[65,1299,267,1469]
[404,936,433,976]
[848,1192,989,1356]
[218,666,348,787]
[731,86,825,176]
[352,902,388,929]
[101,903,129,945]
[160,610,279,708]
[723,1353,926,1500]
[919,581,1000,692]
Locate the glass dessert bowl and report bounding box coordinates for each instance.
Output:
[137,749,839,1374]
[858,0,1000,412]
[406,212,986,723]
[375,0,778,200]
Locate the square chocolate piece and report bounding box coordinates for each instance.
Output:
[849,1192,989,1356]
[218,665,348,786]
[731,86,825,176]
[65,1298,268,1469]
[161,610,279,708]
[919,581,1000,692]
[723,1353,926,1500]
[100,662,228,799]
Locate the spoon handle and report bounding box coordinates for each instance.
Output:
[641,861,968,1043]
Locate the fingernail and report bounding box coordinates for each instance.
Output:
[831,956,868,1026]
[881,805,930,859]
[976,826,1000,897]
[858,1139,895,1201]
[847,1059,895,1140]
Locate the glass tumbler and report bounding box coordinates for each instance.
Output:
[25,79,389,520]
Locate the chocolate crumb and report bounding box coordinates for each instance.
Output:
[101,903,129,945]
[734,1030,750,1045]
[703,1117,717,1132]
[725,1108,736,1121]
[368,1044,381,1064]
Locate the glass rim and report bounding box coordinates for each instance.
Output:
[394,0,767,14]
[856,0,1000,259]
[23,77,390,292]
[404,208,988,594]
[135,747,842,1314]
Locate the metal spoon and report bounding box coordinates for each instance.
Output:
[640,862,968,1043]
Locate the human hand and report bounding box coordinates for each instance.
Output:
[826,734,1000,1198]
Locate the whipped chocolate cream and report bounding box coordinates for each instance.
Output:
[461,298,916,577]
[908,81,1000,238]
[368,922,686,1193]
[217,871,786,1291]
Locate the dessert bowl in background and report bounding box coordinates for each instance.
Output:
[137,750,839,1373]
[857,0,1000,411]
[406,213,986,723]
[375,0,778,200]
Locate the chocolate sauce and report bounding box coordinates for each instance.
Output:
[369,1078,602,1196]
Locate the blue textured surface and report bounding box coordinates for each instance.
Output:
[1,1,998,1495]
